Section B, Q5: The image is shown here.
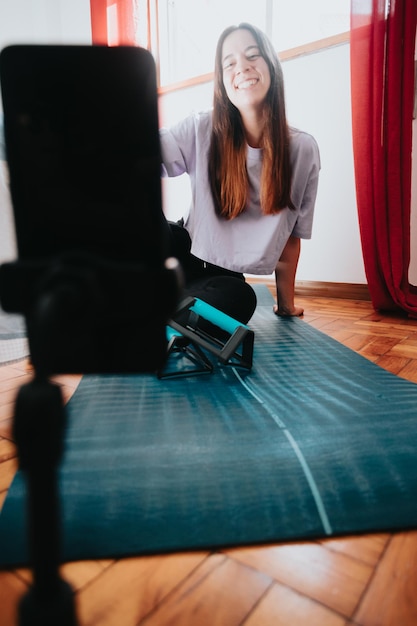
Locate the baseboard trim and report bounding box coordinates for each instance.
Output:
[248,278,371,301]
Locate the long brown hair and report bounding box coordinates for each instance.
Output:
[208,23,294,219]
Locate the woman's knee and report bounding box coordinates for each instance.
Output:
[185,276,257,324]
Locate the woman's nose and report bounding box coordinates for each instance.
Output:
[235,56,249,74]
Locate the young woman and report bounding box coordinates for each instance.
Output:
[160,23,320,323]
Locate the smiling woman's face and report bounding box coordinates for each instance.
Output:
[221,28,271,115]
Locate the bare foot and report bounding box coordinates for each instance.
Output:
[273,304,304,317]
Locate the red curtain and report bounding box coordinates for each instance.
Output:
[90,0,137,46]
[350,0,417,316]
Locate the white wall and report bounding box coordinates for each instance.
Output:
[0,0,91,52]
[281,44,365,283]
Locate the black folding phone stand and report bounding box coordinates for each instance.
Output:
[159,296,254,378]
[0,44,181,626]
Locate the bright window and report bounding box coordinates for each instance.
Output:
[271,0,351,52]
[156,0,269,85]
[152,0,351,86]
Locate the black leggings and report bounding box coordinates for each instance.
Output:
[168,222,257,325]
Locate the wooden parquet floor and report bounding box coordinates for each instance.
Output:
[1,287,417,626]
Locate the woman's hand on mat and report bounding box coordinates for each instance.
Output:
[273,304,304,317]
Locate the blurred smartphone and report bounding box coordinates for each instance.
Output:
[0,45,177,374]
[0,44,168,265]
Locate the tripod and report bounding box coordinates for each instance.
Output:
[13,375,77,626]
[1,255,180,625]
[0,42,180,625]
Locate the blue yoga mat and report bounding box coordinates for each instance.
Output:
[1,284,417,567]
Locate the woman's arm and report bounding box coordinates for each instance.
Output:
[273,131,320,317]
[273,235,304,317]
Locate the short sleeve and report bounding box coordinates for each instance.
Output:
[159,114,201,177]
[289,130,320,240]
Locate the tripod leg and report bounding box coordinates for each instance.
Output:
[13,378,78,626]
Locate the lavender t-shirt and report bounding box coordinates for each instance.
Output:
[160,110,320,275]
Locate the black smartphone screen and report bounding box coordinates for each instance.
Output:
[0,44,168,267]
